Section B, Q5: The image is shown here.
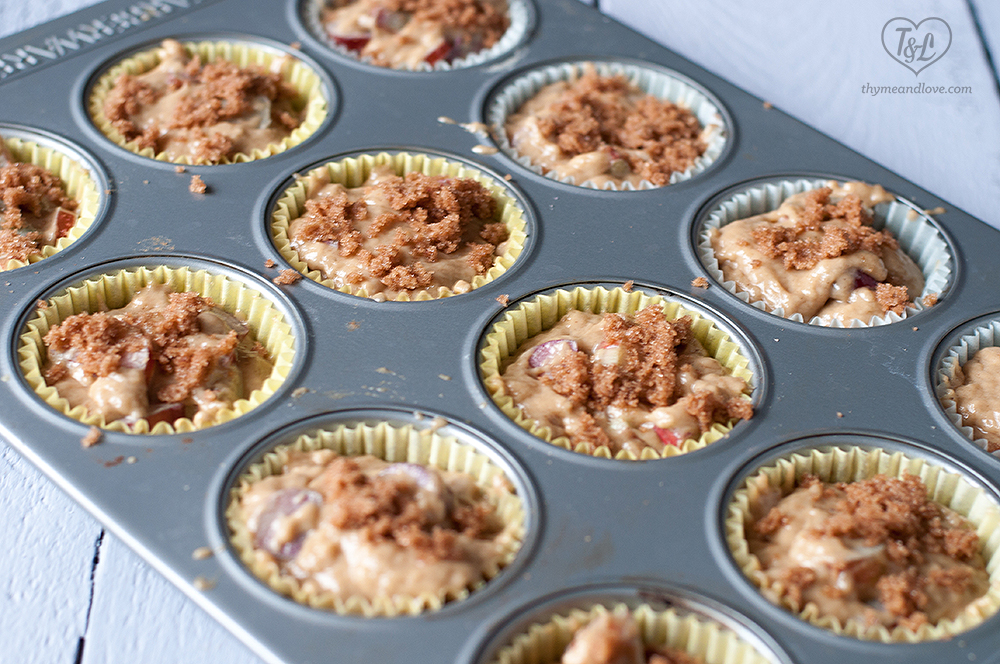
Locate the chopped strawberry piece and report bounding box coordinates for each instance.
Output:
[424,40,453,65]
[143,403,186,427]
[55,208,76,237]
[374,8,408,32]
[853,270,880,291]
[331,33,371,52]
[653,426,680,447]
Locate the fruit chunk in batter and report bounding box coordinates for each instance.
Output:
[709,182,926,325]
[500,306,752,456]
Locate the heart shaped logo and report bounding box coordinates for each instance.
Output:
[882,17,952,76]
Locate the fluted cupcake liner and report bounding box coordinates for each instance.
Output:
[226,420,525,616]
[937,318,1000,457]
[18,264,296,434]
[271,151,527,301]
[480,285,755,460]
[725,445,1000,642]
[488,60,727,190]
[88,39,327,164]
[1,133,101,271]
[697,178,953,327]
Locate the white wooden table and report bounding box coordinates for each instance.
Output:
[1,1,998,662]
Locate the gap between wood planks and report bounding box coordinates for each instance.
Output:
[966,0,1000,101]
[73,530,104,664]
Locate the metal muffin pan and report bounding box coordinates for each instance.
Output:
[3,0,1000,663]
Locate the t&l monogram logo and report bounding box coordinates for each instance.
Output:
[882,17,952,76]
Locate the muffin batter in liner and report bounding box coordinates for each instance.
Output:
[480,285,755,460]
[937,318,1000,457]
[302,0,533,71]
[490,602,773,664]
[226,420,525,616]
[698,178,953,327]
[1,133,101,271]
[18,264,296,434]
[725,445,1000,642]
[488,60,727,190]
[271,151,527,301]
[88,39,328,164]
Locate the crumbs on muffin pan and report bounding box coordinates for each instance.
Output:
[273,269,302,285]
[189,175,207,194]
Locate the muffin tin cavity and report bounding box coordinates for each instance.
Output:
[86,35,331,165]
[696,177,954,328]
[479,283,760,460]
[299,0,535,72]
[17,259,300,435]
[0,124,107,271]
[471,583,791,664]
[486,59,729,190]
[723,437,1000,642]
[220,409,533,616]
[269,149,530,301]
[934,312,1000,458]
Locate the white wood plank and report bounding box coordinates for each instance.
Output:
[0,445,100,664]
[0,0,103,40]
[601,0,1000,229]
[970,0,1000,86]
[81,535,261,664]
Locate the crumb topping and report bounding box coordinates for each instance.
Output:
[273,269,302,285]
[381,0,508,46]
[534,72,706,186]
[294,171,502,291]
[750,188,898,271]
[875,282,909,315]
[752,474,986,629]
[312,456,499,560]
[690,276,709,289]
[189,174,207,194]
[0,160,77,264]
[44,290,240,404]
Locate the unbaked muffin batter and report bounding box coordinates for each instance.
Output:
[951,346,1000,452]
[748,474,989,631]
[0,143,77,267]
[43,283,272,428]
[500,306,752,456]
[322,0,509,69]
[504,68,709,188]
[710,182,925,325]
[560,612,704,664]
[236,450,517,602]
[102,39,304,163]
[287,164,508,298]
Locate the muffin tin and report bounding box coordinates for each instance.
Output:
[3,1,1000,663]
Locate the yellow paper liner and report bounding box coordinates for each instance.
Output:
[1,135,101,271]
[480,286,756,460]
[935,320,1000,457]
[271,151,527,301]
[491,602,773,664]
[18,265,296,434]
[88,40,328,165]
[725,445,1000,642]
[225,421,526,616]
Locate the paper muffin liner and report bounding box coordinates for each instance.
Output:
[488,60,727,191]
[698,178,954,328]
[1,134,101,271]
[88,39,327,165]
[491,602,773,664]
[18,265,296,434]
[725,445,1000,642]
[480,285,755,460]
[936,318,1000,457]
[271,151,528,301]
[303,0,533,72]
[225,420,526,616]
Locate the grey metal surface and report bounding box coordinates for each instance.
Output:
[2,0,1000,663]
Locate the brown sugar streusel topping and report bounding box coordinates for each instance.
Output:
[0,161,78,265]
[754,474,984,631]
[294,172,504,292]
[103,51,302,163]
[536,72,706,186]
[44,291,240,404]
[188,175,207,194]
[380,0,508,45]
[273,269,302,285]
[311,456,502,561]
[560,613,705,664]
[537,307,752,449]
